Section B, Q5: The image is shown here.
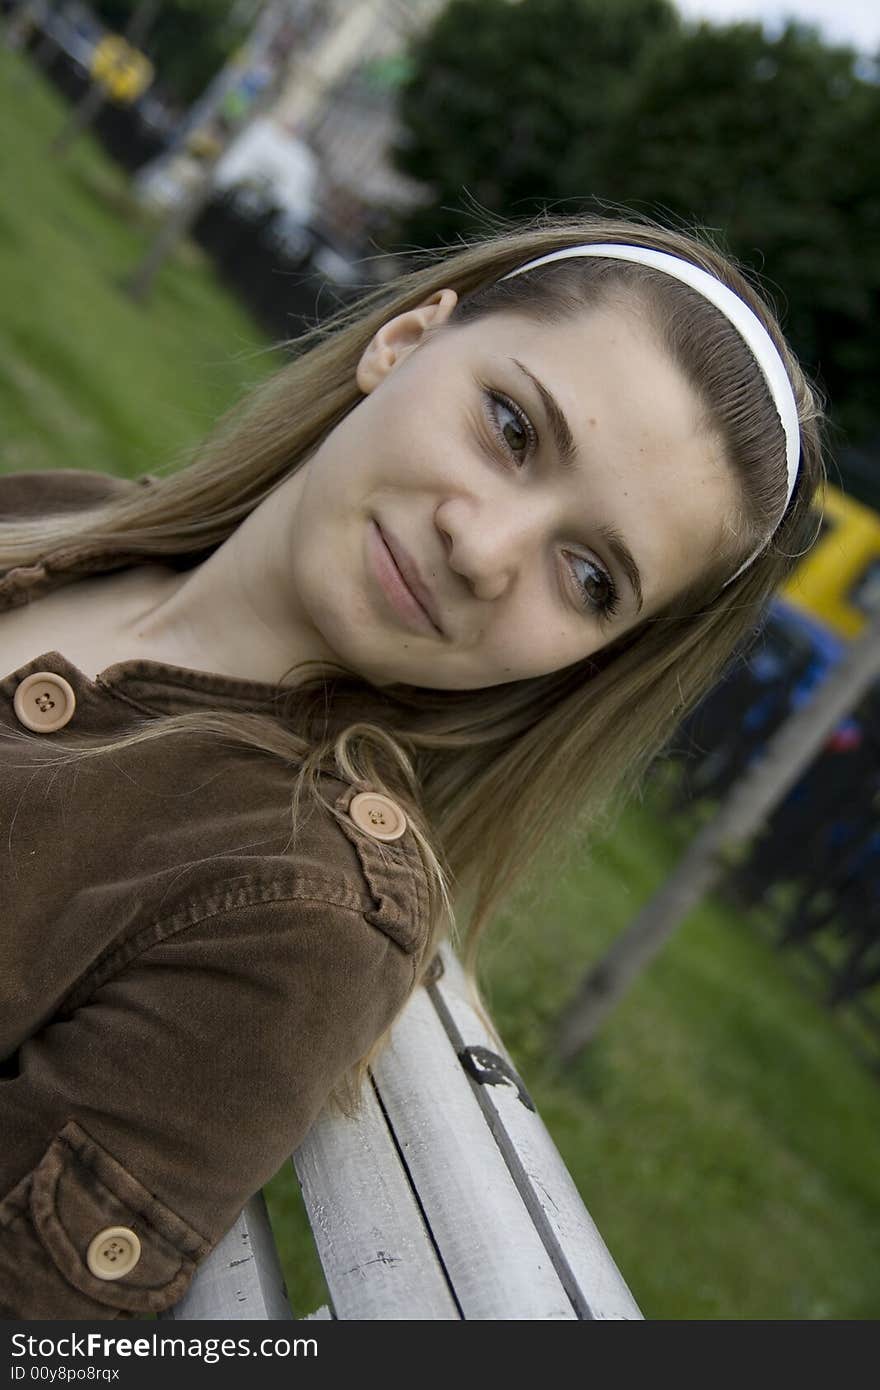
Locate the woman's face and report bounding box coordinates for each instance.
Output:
[280,289,742,691]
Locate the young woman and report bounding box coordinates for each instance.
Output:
[0,214,824,1318]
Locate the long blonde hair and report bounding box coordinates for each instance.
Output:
[1,211,826,1111]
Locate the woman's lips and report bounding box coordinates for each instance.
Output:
[369,521,442,636]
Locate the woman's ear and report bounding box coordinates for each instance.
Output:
[356,288,458,393]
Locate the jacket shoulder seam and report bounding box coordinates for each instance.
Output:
[58,875,411,1017]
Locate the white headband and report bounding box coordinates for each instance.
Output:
[500,243,801,586]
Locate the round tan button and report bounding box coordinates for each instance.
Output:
[13,671,76,733]
[349,791,407,841]
[86,1226,142,1280]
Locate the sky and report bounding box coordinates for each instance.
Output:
[675,0,880,54]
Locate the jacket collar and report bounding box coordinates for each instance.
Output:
[0,469,397,724]
[1,472,429,953]
[0,647,428,955]
[4,648,328,721]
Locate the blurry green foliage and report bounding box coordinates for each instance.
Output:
[392,0,679,237]
[390,0,880,453]
[591,21,880,447]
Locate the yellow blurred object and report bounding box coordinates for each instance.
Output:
[90,34,154,104]
[781,482,880,638]
[185,127,225,160]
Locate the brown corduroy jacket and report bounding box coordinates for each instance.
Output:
[0,468,432,1320]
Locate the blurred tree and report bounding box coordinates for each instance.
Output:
[391,3,880,458]
[92,0,256,101]
[589,21,880,446]
[390,0,679,248]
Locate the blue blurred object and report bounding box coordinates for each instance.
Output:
[768,595,845,708]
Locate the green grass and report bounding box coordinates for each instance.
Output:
[475,789,880,1319]
[0,47,274,478]
[264,783,880,1320]
[4,48,880,1320]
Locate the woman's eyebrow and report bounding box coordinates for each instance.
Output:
[595,522,644,615]
[508,357,644,615]
[509,357,577,468]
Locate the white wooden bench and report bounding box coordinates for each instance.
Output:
[159,942,642,1320]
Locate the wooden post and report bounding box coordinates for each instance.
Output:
[556,610,880,1063]
[120,0,291,304]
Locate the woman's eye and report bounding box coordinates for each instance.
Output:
[567,551,622,623]
[483,388,620,624]
[484,389,537,464]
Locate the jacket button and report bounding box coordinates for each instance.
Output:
[13,671,76,733]
[349,791,407,841]
[86,1226,142,1280]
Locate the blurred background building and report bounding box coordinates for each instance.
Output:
[271,0,446,250]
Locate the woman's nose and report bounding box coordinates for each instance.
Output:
[435,500,546,602]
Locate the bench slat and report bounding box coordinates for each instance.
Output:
[371,984,578,1319]
[293,1073,461,1320]
[159,1192,293,1321]
[164,947,643,1321]
[432,944,643,1321]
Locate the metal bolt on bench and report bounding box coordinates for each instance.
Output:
[160,942,642,1321]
